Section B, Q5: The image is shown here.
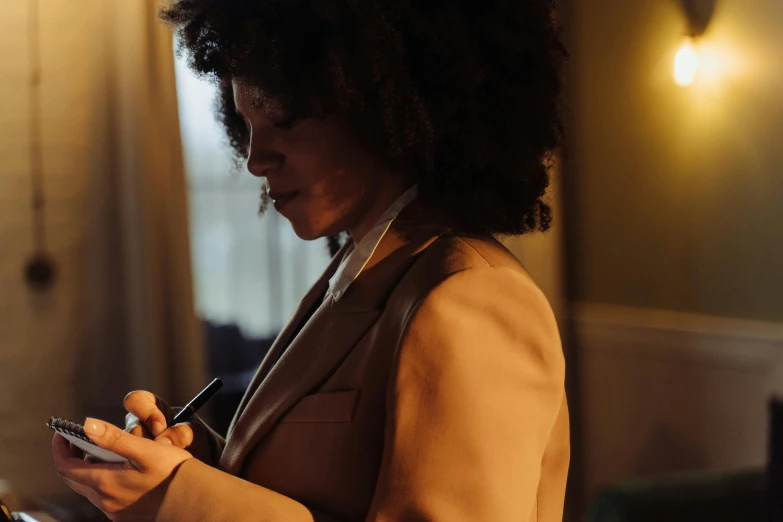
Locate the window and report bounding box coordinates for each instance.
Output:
[173,51,331,433]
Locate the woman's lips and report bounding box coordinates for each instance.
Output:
[270,190,299,212]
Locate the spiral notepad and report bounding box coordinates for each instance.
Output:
[46,417,127,464]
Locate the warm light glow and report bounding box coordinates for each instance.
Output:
[674,40,700,86]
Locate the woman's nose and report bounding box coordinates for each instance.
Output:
[246,150,284,178]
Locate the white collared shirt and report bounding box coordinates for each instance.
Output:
[328,185,419,301]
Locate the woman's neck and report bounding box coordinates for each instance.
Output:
[348,177,416,243]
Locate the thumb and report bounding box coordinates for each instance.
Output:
[84,417,147,466]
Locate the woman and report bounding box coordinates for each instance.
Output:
[52,0,569,520]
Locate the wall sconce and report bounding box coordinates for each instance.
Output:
[674,0,718,86]
[680,0,717,37]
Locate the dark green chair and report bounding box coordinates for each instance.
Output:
[587,468,766,522]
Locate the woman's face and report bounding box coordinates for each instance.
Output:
[232,80,399,241]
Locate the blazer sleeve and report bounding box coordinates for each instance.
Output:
[365,266,567,522]
[169,408,226,466]
[191,413,227,465]
[156,458,320,521]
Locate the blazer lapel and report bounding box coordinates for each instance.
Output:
[226,240,353,436]
[219,293,382,474]
[220,201,454,475]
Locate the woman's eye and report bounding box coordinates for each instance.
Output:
[274,116,303,130]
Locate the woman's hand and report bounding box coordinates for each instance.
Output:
[52,418,193,521]
[123,391,173,439]
[123,390,214,464]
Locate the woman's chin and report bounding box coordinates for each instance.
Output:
[284,210,345,241]
[287,220,327,242]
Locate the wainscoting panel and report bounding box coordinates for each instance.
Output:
[574,303,783,498]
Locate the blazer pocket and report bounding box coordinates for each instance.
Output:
[280,389,360,424]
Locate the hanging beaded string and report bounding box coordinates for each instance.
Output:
[24,0,56,291]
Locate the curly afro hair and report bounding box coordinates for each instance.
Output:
[159,0,566,239]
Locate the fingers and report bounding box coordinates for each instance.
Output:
[55,453,121,517]
[126,421,146,437]
[68,441,85,460]
[53,433,83,463]
[155,423,195,449]
[83,418,148,467]
[60,475,95,500]
[52,433,117,489]
[123,391,170,437]
[124,412,154,439]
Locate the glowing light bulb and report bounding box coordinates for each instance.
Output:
[674,40,700,86]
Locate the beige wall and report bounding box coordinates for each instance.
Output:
[568,0,783,321]
[0,1,131,499]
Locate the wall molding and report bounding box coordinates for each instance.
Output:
[574,303,783,342]
[573,302,783,495]
[573,303,783,390]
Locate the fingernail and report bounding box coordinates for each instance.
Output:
[157,437,173,445]
[84,418,106,438]
[152,421,166,436]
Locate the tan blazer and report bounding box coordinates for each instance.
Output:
[157,201,569,521]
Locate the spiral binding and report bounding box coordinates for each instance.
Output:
[46,417,96,446]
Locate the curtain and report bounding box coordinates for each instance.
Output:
[0,0,203,501]
[173,45,332,343]
[84,0,206,409]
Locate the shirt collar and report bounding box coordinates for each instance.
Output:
[328,184,419,301]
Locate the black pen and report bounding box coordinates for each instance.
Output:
[172,378,223,424]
